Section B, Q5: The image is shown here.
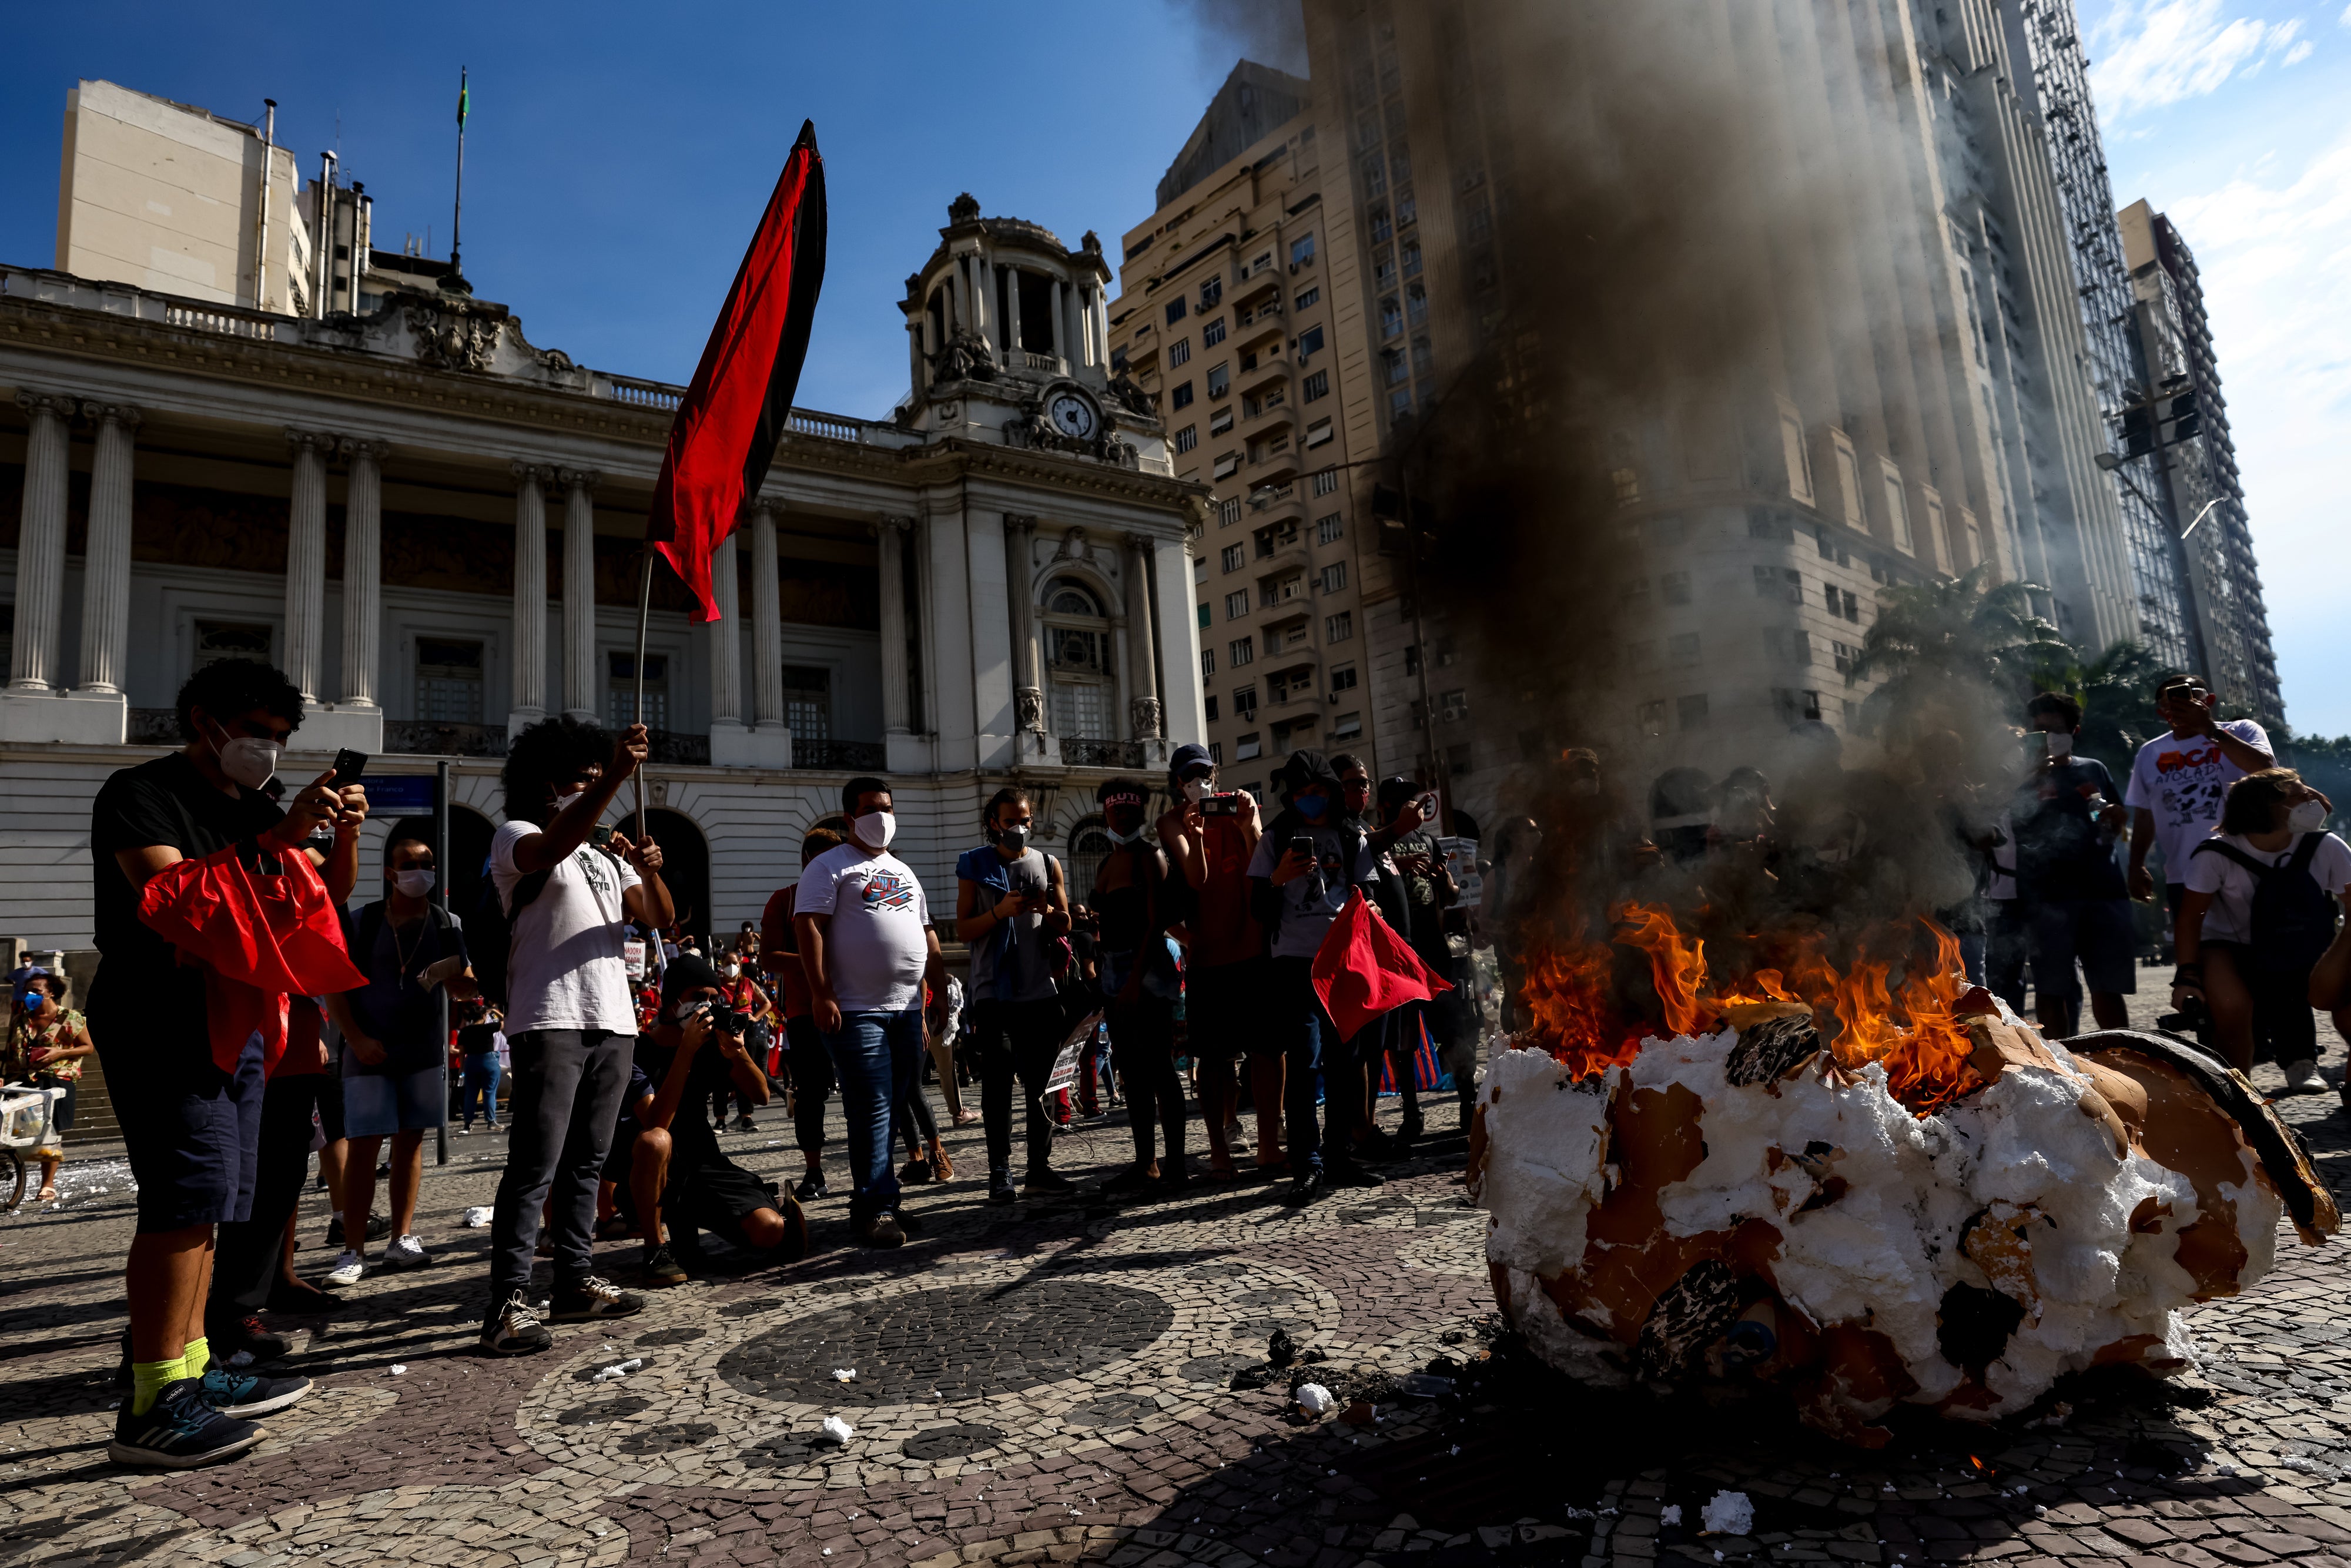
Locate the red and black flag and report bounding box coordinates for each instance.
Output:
[647,121,826,623]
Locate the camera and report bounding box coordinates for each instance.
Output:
[692,1000,752,1036]
[1201,792,1243,816]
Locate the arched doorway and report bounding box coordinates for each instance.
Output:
[1065,815,1112,908]
[644,807,710,943]
[379,806,493,918]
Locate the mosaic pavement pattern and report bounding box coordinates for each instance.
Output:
[6,1010,2351,1567]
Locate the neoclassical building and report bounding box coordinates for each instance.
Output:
[0,186,1208,949]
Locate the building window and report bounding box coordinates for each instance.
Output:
[1411,335,1433,378]
[1612,468,1640,505]
[1769,627,1813,664]
[1049,681,1111,741]
[1213,451,1241,478]
[1207,365,1234,402]
[1224,589,1249,619]
[1389,388,1412,421]
[1044,578,1114,740]
[1374,252,1397,289]
[1168,338,1191,367]
[1321,561,1348,592]
[1312,468,1340,497]
[1201,648,1215,676]
[1676,693,1709,731]
[1304,418,1333,448]
[1203,318,1227,347]
[1236,731,1262,760]
[1832,640,1856,676]
[1302,369,1330,402]
[1174,425,1198,454]
[1290,232,1317,266]
[1329,662,1358,695]
[1210,406,1235,435]
[1325,611,1353,642]
[1221,544,1245,572]
[1217,498,1242,527]
[1229,636,1254,666]
[414,636,483,723]
[1067,817,1114,902]
[1402,242,1422,280]
[1332,710,1362,740]
[1209,741,1223,765]
[1772,688,1826,724]
[1317,512,1342,544]
[608,651,669,731]
[1362,155,1387,198]
[1233,685,1258,719]
[1667,632,1701,665]
[1637,699,1667,737]
[1171,381,1194,409]
[1843,589,1861,621]
[1381,297,1404,339]
[1110,346,1128,374]
[1200,275,1223,308]
[1295,286,1320,311]
[1204,694,1219,722]
[1445,742,1474,776]
[1754,565,1800,602]
[195,618,272,670]
[1660,570,1692,606]
[1166,299,1187,324]
[1369,206,1393,244]
[1297,326,1325,358]
[782,665,831,740]
[1438,688,1469,723]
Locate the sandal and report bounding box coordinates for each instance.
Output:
[36,1184,58,1204]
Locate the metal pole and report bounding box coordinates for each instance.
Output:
[254,101,276,311]
[434,759,451,1168]
[631,551,654,842]
[450,68,467,277]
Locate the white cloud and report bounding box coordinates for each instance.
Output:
[2285,39,2316,64]
[2089,1,2305,117]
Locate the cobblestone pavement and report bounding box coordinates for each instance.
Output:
[5,996,2350,1568]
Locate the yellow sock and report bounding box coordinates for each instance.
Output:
[180,1336,210,1382]
[130,1355,185,1416]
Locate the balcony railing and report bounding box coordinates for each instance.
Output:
[1060,738,1148,770]
[385,721,509,758]
[645,729,712,766]
[128,708,181,746]
[791,738,887,770]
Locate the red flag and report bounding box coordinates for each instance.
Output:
[647,122,827,622]
[1311,890,1455,1044]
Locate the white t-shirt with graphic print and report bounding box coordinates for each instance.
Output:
[2181,830,2351,945]
[2125,719,2272,882]
[491,819,642,1036]
[795,842,933,1014]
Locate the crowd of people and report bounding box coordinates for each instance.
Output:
[58,660,1483,1470]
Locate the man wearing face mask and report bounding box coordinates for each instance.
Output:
[1247,749,1430,1205]
[709,954,772,1134]
[320,822,476,1283]
[2124,673,2274,924]
[1158,742,1272,1178]
[1089,779,1192,1195]
[1370,776,1458,1150]
[479,716,672,1354]
[2012,692,2134,1036]
[89,659,365,1466]
[794,778,949,1248]
[956,786,1075,1204]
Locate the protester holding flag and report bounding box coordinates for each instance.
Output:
[1368,776,1459,1152]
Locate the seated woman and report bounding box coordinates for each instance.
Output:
[2172,768,2347,1088]
[606,955,806,1285]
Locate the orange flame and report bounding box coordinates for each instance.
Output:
[1516,907,1983,1115]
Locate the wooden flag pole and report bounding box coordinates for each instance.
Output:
[631,550,653,842]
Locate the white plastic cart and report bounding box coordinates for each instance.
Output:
[0,1083,63,1211]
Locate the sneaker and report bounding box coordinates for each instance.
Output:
[792,1171,829,1201]
[857,1212,907,1249]
[899,1155,935,1185]
[733,1114,758,1132]
[363,1212,391,1242]
[379,1235,430,1271]
[640,1245,689,1288]
[550,1275,644,1322]
[2283,1059,2327,1095]
[989,1172,1018,1205]
[109,1379,263,1469]
[206,1315,289,1363]
[199,1366,313,1418]
[1024,1167,1076,1193]
[479,1291,553,1356]
[455,1125,471,1137]
[323,1249,366,1288]
[1281,1169,1327,1207]
[928,1140,955,1182]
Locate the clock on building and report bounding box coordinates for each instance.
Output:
[1047,389,1100,441]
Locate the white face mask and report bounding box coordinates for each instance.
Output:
[2044,731,2074,759]
[552,786,588,812]
[853,810,897,850]
[719,961,739,979]
[1181,778,1210,803]
[216,735,281,790]
[393,868,437,897]
[2289,800,2329,834]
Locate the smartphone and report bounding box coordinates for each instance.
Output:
[1287,835,1315,863]
[588,823,616,849]
[330,748,369,787]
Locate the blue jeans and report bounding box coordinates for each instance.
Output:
[462,1051,503,1127]
[1271,956,1342,1176]
[822,1006,925,1222]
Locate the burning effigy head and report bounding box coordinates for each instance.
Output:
[1469,906,2336,1446]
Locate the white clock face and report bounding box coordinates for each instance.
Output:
[1048,393,1098,440]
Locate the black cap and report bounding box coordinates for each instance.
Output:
[660,953,721,1011]
[1096,777,1148,810]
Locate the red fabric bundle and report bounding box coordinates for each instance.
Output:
[138,843,369,1075]
[1311,889,1455,1045]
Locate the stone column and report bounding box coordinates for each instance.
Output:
[1049,277,1066,364]
[751,501,786,728]
[1091,288,1111,371]
[283,430,335,703]
[8,393,74,693]
[1003,263,1024,357]
[1004,514,1043,732]
[1122,532,1163,739]
[339,438,387,709]
[875,515,913,737]
[708,533,744,728]
[76,401,139,696]
[510,462,551,731]
[906,318,927,399]
[559,469,600,721]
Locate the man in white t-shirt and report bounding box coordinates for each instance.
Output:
[793,776,946,1249]
[478,716,675,1355]
[2125,672,2273,919]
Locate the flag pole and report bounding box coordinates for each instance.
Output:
[449,68,468,284]
[631,550,652,842]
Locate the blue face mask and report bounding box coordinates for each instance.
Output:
[1296,794,1329,822]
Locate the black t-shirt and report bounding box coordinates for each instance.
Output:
[635,1036,735,1173]
[2012,757,2129,903]
[89,751,286,1029]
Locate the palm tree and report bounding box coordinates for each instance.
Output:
[1846,567,2073,741]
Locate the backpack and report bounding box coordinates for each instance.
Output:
[2191,833,2340,974]
[468,862,552,1011]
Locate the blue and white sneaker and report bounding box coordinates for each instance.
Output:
[109,1378,264,1468]
[199,1365,313,1418]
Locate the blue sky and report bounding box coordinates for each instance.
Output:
[4,3,2339,732]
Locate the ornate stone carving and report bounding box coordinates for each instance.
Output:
[552,466,601,497]
[1016,685,1046,732]
[1106,370,1154,417]
[1129,696,1164,741]
[81,401,142,431]
[1054,526,1091,563]
[15,390,78,421]
[949,192,982,225]
[932,327,997,384]
[406,300,501,373]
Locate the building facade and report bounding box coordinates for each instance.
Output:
[2117,199,2282,724]
[2,83,1206,951]
[1107,63,1384,798]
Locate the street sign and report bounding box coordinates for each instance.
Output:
[366,775,440,814]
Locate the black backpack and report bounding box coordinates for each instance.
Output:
[2191,833,2340,974]
[468,863,552,1011]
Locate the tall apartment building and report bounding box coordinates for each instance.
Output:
[1282,0,2146,832]
[2014,0,2203,677]
[2118,200,2283,722]
[1107,62,1385,796]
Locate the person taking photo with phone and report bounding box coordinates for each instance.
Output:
[1157,743,1273,1178]
[956,786,1076,1204]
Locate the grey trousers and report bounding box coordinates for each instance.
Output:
[487,1028,631,1299]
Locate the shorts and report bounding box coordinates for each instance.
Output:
[2027,897,2139,1001]
[343,1065,447,1137]
[89,1018,266,1234]
[314,1069,347,1143]
[1189,958,1275,1059]
[603,1122,643,1184]
[669,1158,780,1252]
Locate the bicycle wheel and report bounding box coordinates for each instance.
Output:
[0,1147,24,1213]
